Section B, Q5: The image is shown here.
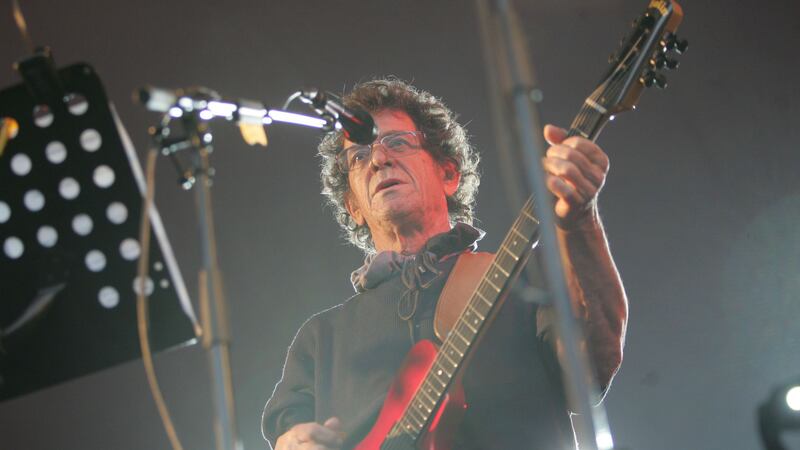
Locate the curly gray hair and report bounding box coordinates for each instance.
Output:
[318,78,481,254]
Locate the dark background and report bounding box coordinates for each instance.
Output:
[1,1,798,449]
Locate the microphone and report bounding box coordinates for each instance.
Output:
[301,89,377,145]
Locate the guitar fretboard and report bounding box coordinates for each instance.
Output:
[386,195,539,443]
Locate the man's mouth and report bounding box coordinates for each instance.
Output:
[374,179,403,194]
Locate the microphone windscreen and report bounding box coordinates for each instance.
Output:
[340,108,377,145]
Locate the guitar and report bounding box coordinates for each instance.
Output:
[355,1,687,448]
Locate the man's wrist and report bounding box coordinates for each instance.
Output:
[557,201,601,233]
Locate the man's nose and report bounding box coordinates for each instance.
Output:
[368,144,392,170]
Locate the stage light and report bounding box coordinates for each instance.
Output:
[169,106,183,118]
[596,430,614,449]
[759,377,800,449]
[787,386,800,412]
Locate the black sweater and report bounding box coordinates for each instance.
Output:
[262,257,575,449]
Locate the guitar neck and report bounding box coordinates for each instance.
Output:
[387,196,540,442]
[569,100,611,142]
[383,0,686,445]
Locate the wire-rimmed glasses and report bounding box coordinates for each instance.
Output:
[336,130,425,173]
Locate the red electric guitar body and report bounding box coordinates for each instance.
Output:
[354,1,685,448]
[354,340,466,450]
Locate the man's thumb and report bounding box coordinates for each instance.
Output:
[323,417,341,430]
[544,124,568,145]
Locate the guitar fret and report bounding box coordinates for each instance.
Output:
[500,244,519,261]
[446,340,464,357]
[405,409,424,429]
[511,226,528,241]
[440,348,458,367]
[453,327,471,346]
[475,290,493,306]
[399,417,417,435]
[414,390,435,409]
[492,260,510,277]
[461,317,478,333]
[429,374,446,390]
[414,398,432,415]
[467,303,485,321]
[419,382,437,403]
[485,277,501,292]
[432,362,452,381]
[423,378,441,395]
[516,215,538,236]
[521,208,537,222]
[584,98,608,115]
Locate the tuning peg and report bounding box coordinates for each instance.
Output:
[640,70,668,89]
[662,32,689,54]
[672,37,688,54]
[652,54,680,70]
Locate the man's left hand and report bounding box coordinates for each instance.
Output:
[542,124,610,229]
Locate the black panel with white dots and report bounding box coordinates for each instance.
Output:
[0,63,196,401]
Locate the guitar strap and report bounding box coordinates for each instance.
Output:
[433,251,494,342]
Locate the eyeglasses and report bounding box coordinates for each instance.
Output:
[336,131,425,173]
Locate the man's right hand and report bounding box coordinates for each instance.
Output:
[275,417,343,449]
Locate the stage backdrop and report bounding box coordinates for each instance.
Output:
[1,1,798,449]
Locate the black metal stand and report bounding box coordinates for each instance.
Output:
[475,1,613,449]
[140,86,334,450]
[0,55,197,402]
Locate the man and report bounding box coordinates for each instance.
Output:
[262,79,627,449]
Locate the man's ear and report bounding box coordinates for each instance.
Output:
[344,191,365,226]
[441,160,461,197]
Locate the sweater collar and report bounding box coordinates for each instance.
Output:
[350,222,484,293]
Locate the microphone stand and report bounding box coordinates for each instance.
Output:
[140,87,334,450]
[475,1,613,449]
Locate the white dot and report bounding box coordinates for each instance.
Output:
[85,249,106,272]
[4,236,24,259]
[33,105,53,128]
[159,278,170,289]
[0,201,10,223]
[65,93,89,116]
[80,129,102,152]
[72,213,93,236]
[787,386,800,412]
[37,225,58,247]
[153,261,164,271]
[10,153,32,176]
[132,276,154,296]
[98,286,119,308]
[106,202,128,224]
[120,238,141,260]
[23,189,45,212]
[93,165,115,188]
[59,177,80,199]
[45,141,67,164]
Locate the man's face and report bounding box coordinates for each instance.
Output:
[343,109,460,234]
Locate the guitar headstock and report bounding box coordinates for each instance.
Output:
[591,0,686,116]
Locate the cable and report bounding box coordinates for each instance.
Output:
[136,146,185,450]
[281,91,302,110]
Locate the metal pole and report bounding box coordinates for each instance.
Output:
[194,146,241,450]
[476,0,613,448]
